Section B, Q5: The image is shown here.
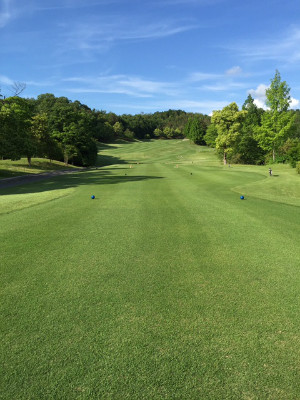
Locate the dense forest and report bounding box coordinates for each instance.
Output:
[0,71,299,170]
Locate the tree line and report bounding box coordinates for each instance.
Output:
[0,93,209,166]
[205,71,300,168]
[0,70,299,169]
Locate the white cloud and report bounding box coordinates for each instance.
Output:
[253,98,266,109]
[248,84,268,109]
[290,97,299,108]
[230,27,300,64]
[188,72,222,82]
[249,83,268,99]
[202,82,246,91]
[226,66,242,76]
[189,68,246,93]
[248,84,299,110]
[60,18,197,55]
[0,74,14,85]
[64,74,178,98]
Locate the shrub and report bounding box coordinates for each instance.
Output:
[296,161,300,174]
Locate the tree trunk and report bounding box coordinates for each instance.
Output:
[223,151,227,165]
[272,148,275,162]
[27,156,32,167]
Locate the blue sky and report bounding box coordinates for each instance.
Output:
[1,0,300,115]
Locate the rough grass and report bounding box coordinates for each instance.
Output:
[1,140,300,399]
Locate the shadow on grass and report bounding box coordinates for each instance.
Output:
[0,170,164,196]
[0,170,29,178]
[96,154,128,167]
[0,161,78,179]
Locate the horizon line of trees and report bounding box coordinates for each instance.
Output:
[0,93,210,166]
[0,70,299,169]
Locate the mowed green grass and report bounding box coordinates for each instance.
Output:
[1,140,300,399]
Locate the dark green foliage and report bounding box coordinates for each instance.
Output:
[278,138,300,167]
[0,95,98,166]
[183,117,193,138]
[187,116,207,144]
[0,97,34,163]
[231,130,266,164]
[204,123,218,147]
[232,95,266,164]
[120,114,154,139]
[123,128,135,141]
[1,93,211,165]
[184,114,210,144]
[290,110,300,139]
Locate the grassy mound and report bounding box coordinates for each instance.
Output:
[0,158,81,178]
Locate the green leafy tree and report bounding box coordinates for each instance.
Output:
[93,112,115,142]
[123,128,135,141]
[266,70,291,112]
[113,121,124,137]
[44,96,97,166]
[183,117,193,138]
[278,138,300,167]
[0,100,15,159]
[212,102,247,164]
[174,128,182,137]
[31,113,58,161]
[233,94,265,164]
[0,97,34,164]
[163,126,176,139]
[204,124,218,147]
[99,121,115,142]
[153,128,163,138]
[188,116,206,144]
[255,70,295,161]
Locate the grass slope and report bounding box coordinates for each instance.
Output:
[0,158,80,179]
[1,140,300,399]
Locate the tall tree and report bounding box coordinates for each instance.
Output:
[204,123,218,147]
[0,97,34,164]
[183,117,193,138]
[265,70,291,112]
[188,116,206,144]
[255,70,295,161]
[234,94,265,164]
[212,102,247,164]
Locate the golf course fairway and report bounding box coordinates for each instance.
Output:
[1,139,300,399]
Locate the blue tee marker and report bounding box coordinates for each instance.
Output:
[91,195,95,199]
[240,195,244,200]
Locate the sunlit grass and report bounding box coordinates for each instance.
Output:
[0,188,75,215]
[1,140,299,399]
